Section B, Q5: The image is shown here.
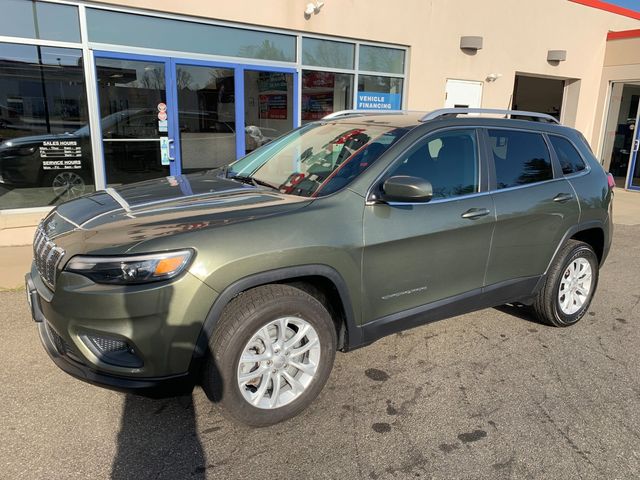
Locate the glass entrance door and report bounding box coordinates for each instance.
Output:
[627,106,640,190]
[174,62,237,173]
[95,54,176,186]
[94,52,297,185]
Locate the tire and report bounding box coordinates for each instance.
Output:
[533,240,599,327]
[202,284,337,426]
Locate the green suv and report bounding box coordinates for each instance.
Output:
[26,109,613,426]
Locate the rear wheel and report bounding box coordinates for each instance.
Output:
[202,284,337,426]
[533,240,598,327]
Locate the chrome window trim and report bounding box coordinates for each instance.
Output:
[488,176,567,195]
[383,190,492,207]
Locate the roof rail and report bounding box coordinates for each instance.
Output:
[420,108,560,124]
[322,109,405,120]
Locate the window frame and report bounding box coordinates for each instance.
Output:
[481,127,560,193]
[546,133,592,179]
[366,126,489,205]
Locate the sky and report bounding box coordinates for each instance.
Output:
[602,0,640,13]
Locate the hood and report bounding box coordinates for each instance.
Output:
[42,171,313,254]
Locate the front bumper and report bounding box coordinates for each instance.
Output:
[26,270,212,397]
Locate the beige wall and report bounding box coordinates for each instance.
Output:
[95,0,639,144]
[593,37,640,165]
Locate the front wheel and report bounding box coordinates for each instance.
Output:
[202,284,337,426]
[533,240,599,327]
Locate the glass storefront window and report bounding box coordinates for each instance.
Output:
[302,71,353,123]
[1,0,81,43]
[87,9,296,62]
[302,38,355,70]
[358,45,405,74]
[357,75,403,110]
[244,70,294,154]
[176,65,236,173]
[0,43,93,209]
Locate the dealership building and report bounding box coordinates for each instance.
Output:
[0,0,639,239]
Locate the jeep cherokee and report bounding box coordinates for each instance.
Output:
[26,108,613,426]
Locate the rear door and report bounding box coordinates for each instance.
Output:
[483,128,580,288]
[362,128,495,322]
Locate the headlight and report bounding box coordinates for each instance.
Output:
[65,250,194,285]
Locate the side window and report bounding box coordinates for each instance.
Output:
[488,129,553,189]
[388,129,479,199]
[549,136,587,175]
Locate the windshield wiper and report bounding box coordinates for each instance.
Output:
[230,175,280,191]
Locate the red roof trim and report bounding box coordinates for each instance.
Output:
[570,0,640,20]
[608,29,640,40]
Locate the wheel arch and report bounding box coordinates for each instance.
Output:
[545,221,607,277]
[192,265,362,360]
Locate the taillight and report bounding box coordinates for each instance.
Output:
[607,173,615,190]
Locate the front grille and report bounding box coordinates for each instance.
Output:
[33,225,65,289]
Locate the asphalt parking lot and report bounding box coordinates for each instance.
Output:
[1,225,639,480]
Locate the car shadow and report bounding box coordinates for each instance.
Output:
[493,303,543,325]
[111,393,206,479]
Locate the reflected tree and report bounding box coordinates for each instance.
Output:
[239,40,288,61]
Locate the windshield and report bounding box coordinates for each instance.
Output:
[227,122,410,197]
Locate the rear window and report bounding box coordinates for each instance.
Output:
[549,136,587,175]
[488,129,553,189]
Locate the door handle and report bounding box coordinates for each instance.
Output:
[553,193,573,203]
[167,138,176,161]
[461,208,491,219]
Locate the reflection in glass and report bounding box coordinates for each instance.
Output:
[600,82,640,185]
[358,45,405,74]
[0,43,93,208]
[389,130,479,199]
[488,130,553,189]
[244,71,294,154]
[177,65,236,172]
[96,58,168,186]
[229,123,409,197]
[87,9,296,62]
[1,0,81,43]
[302,38,354,69]
[302,71,353,123]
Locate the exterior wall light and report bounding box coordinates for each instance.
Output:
[547,50,567,63]
[304,1,324,18]
[486,73,502,82]
[460,36,483,52]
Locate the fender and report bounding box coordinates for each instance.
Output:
[530,219,607,297]
[192,264,362,358]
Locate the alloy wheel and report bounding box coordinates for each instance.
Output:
[558,257,593,315]
[236,316,321,409]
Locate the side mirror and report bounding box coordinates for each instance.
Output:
[380,175,433,203]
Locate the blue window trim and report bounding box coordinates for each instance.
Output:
[92,50,299,179]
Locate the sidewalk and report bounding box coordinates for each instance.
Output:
[1,189,638,290]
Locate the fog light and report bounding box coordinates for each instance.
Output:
[83,334,143,368]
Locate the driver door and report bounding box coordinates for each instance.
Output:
[361,128,495,326]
